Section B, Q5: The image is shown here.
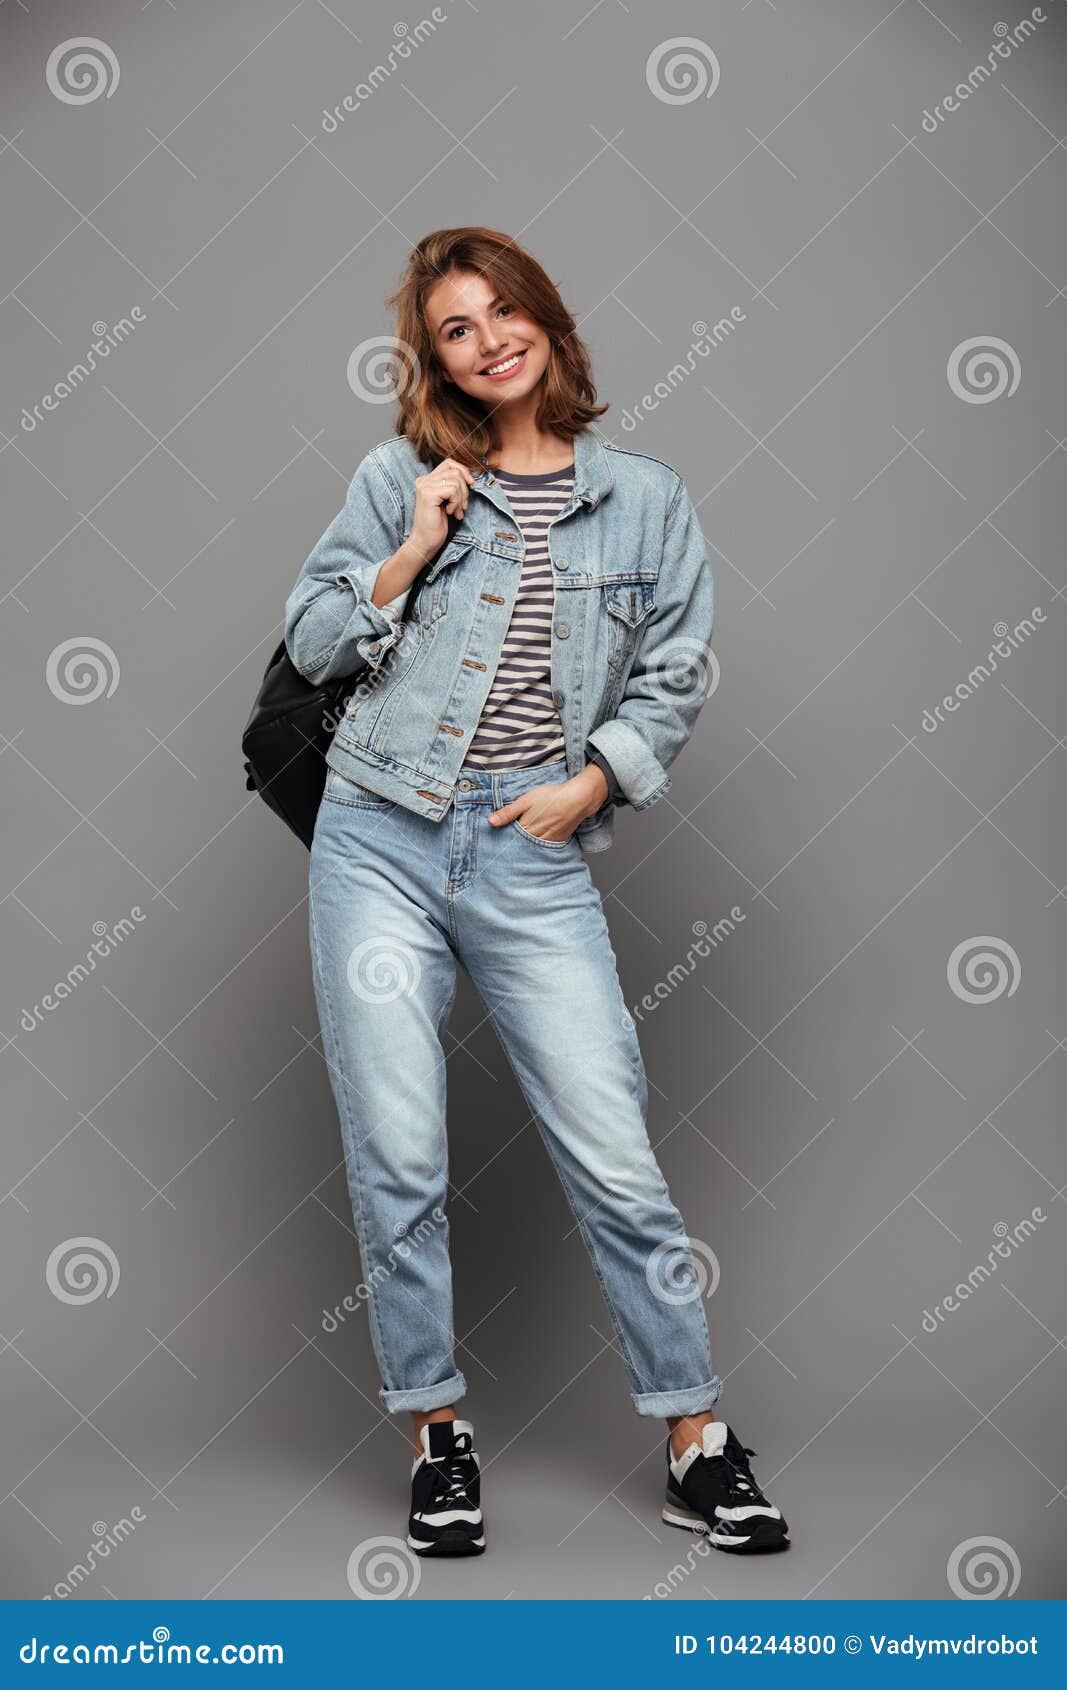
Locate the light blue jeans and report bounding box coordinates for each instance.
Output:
[308,756,722,1418]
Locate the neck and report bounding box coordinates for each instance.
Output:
[485,421,572,477]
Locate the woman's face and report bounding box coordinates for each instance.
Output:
[425,270,550,406]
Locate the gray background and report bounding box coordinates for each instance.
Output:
[1,0,1064,1604]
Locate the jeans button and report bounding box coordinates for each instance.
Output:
[458,779,472,790]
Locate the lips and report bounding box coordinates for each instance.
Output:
[479,348,528,381]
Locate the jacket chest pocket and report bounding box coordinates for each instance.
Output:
[411,534,477,626]
[604,578,657,669]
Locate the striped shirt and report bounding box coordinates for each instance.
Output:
[461,463,574,772]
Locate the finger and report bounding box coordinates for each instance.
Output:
[487,799,522,826]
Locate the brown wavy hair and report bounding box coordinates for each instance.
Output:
[383,227,608,471]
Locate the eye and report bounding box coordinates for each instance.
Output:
[445,303,516,342]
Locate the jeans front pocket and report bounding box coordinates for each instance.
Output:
[323,768,394,810]
[513,819,575,850]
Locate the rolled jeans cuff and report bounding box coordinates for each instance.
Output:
[631,1376,723,1418]
[379,1370,468,1415]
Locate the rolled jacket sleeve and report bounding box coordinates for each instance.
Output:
[584,744,626,805]
[284,450,409,684]
[586,476,715,812]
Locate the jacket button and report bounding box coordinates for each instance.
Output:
[554,556,568,570]
[552,691,564,708]
[555,623,569,639]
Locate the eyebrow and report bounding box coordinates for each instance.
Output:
[436,295,507,332]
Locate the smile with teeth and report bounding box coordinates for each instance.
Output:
[481,349,527,378]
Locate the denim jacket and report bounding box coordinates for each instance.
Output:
[284,427,714,854]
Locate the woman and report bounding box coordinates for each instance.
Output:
[284,228,788,1559]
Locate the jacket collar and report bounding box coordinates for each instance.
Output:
[473,427,614,510]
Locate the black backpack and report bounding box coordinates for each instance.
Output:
[242,507,458,849]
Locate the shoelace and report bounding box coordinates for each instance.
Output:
[725,1445,769,1504]
[691,1452,760,1510]
[427,1453,475,1510]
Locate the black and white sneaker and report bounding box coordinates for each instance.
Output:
[662,1420,789,1552]
[406,1418,485,1557]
